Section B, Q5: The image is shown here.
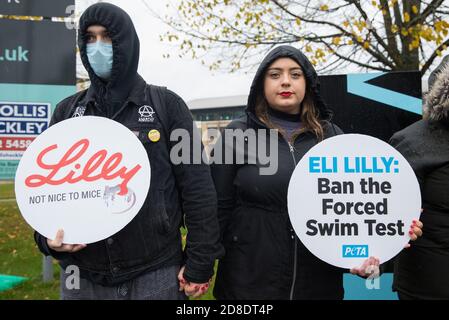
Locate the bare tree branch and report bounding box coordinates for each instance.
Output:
[422,37,449,74]
[155,0,449,74]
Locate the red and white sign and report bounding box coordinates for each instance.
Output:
[0,136,34,151]
[15,116,151,244]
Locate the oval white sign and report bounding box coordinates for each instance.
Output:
[15,116,151,244]
[287,134,421,269]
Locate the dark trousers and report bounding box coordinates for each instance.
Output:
[60,265,187,300]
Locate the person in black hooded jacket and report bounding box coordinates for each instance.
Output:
[211,45,421,300]
[33,3,223,300]
[390,62,449,300]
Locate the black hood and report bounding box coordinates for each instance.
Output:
[79,2,140,116]
[246,45,332,120]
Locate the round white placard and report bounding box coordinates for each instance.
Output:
[15,116,151,244]
[287,134,421,269]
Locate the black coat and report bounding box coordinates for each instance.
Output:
[390,64,449,299]
[34,3,223,286]
[212,46,345,300]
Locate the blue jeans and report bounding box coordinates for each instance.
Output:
[60,265,187,300]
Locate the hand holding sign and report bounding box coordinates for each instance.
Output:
[47,229,86,253]
[350,256,380,278]
[404,217,424,248]
[349,219,423,277]
[15,116,151,244]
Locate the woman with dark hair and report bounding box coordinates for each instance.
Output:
[390,63,449,300]
[211,45,422,300]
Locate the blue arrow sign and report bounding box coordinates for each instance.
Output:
[347,73,422,115]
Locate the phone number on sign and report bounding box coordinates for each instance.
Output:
[0,137,34,151]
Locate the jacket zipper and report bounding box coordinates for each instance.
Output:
[247,112,301,299]
[287,140,298,300]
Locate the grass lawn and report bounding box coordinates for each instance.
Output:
[0,199,60,300]
[0,187,217,300]
[0,182,15,200]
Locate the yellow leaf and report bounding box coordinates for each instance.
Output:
[404,12,410,23]
[320,5,329,11]
[315,48,325,59]
[435,20,445,33]
[332,37,341,45]
[412,5,418,14]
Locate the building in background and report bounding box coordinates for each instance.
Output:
[188,95,246,153]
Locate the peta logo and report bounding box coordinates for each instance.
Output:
[138,105,155,123]
[342,245,369,258]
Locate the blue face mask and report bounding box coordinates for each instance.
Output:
[86,41,113,80]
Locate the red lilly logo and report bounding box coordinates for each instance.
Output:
[25,138,141,197]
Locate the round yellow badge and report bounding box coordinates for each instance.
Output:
[148,129,161,142]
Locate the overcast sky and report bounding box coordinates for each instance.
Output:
[76,0,255,103]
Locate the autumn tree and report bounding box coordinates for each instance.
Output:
[154,0,449,74]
